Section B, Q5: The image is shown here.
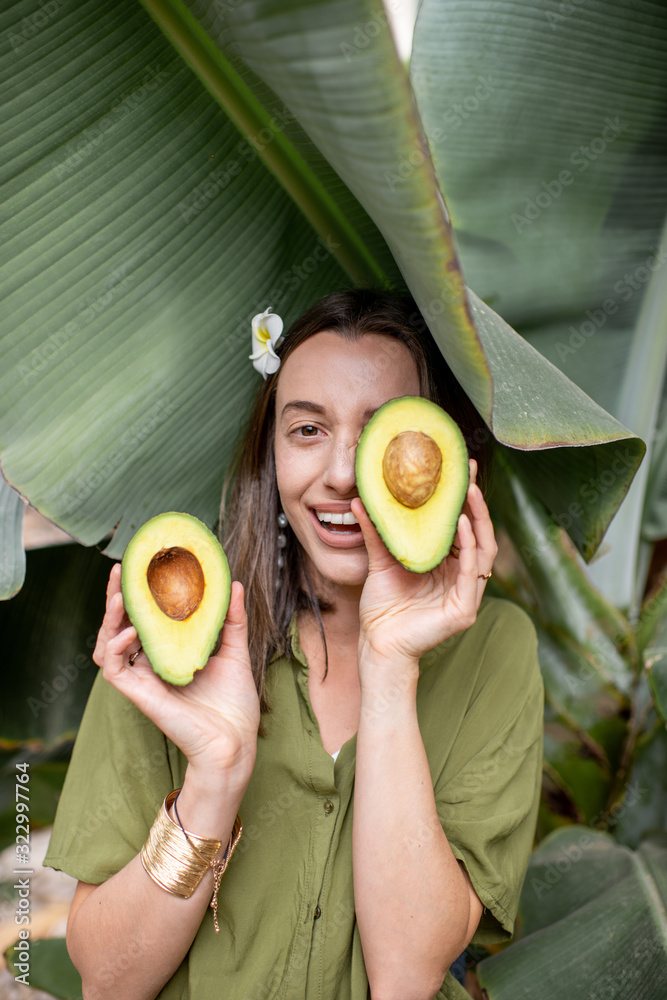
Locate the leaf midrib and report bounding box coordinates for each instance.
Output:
[139,0,392,288]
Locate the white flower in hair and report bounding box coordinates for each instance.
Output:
[249,307,284,379]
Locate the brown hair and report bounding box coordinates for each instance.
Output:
[220,288,491,713]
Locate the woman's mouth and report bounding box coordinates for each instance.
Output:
[309,507,365,548]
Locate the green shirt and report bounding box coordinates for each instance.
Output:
[45,596,544,1000]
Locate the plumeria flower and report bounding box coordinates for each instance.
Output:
[249,307,284,379]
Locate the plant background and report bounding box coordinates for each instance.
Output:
[0,0,666,996]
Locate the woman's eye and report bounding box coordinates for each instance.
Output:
[298,425,318,437]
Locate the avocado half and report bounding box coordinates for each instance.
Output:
[355,397,469,573]
[121,511,231,685]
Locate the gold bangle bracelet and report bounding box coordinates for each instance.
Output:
[140,789,242,933]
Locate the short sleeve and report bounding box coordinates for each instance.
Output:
[433,600,544,945]
[43,670,181,884]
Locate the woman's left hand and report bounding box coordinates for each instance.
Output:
[353,459,497,668]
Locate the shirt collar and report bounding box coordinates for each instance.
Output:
[268,612,308,668]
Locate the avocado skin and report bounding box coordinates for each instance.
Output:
[121,512,231,685]
[355,397,469,573]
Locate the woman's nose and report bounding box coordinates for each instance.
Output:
[322,438,357,495]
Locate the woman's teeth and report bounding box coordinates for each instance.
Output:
[317,511,359,525]
[316,510,360,532]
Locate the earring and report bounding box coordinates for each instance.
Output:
[277,512,288,578]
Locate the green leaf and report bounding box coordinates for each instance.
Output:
[411,0,667,329]
[638,574,667,653]
[612,716,667,850]
[0,0,349,562]
[543,724,611,826]
[0,477,25,600]
[4,938,82,999]
[491,450,636,692]
[478,828,667,999]
[532,625,625,749]
[139,0,395,289]
[411,0,666,585]
[643,386,667,542]
[650,660,667,723]
[639,584,667,716]
[586,219,667,608]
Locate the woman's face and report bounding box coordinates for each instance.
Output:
[274,331,421,594]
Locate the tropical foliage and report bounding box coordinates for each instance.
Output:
[1,0,666,996]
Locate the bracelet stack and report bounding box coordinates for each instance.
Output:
[141,789,242,933]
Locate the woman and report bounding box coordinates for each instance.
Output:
[44,289,544,1000]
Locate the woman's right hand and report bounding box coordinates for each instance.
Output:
[93,563,260,789]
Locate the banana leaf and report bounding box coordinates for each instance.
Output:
[0,0,644,600]
[490,451,635,691]
[411,0,667,329]
[637,573,667,653]
[411,0,667,606]
[477,827,667,999]
[643,388,667,543]
[542,723,614,827]
[611,712,667,850]
[0,477,25,599]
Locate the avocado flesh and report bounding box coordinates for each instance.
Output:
[121,512,231,685]
[355,397,469,573]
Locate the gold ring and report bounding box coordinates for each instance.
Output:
[478,571,492,580]
[449,545,460,559]
[128,646,142,666]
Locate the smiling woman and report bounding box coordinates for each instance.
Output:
[43,288,544,1000]
[222,290,494,710]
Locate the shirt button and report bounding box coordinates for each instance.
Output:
[314,905,321,919]
[323,799,334,814]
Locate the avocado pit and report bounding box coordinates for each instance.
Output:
[146,546,205,621]
[382,430,443,509]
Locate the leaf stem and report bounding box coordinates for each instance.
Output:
[139,0,391,288]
